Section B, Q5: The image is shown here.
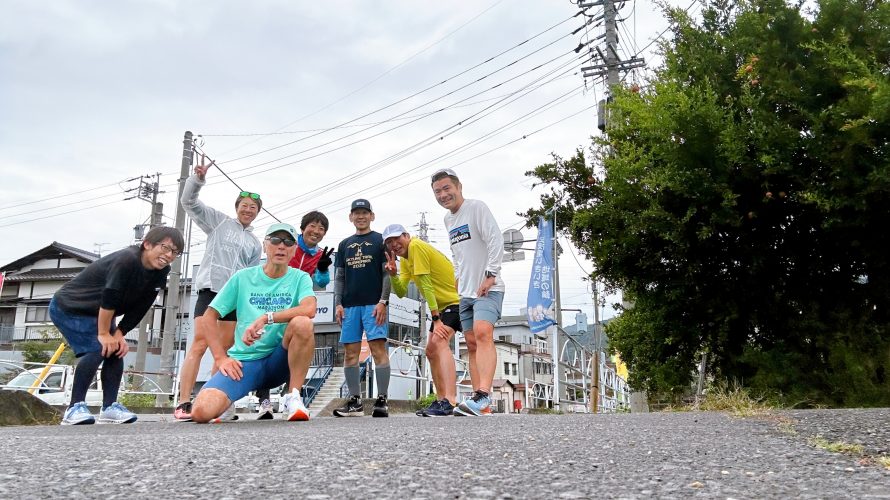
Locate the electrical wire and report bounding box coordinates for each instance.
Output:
[209,0,509,156]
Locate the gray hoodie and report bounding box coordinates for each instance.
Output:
[181,175,262,292]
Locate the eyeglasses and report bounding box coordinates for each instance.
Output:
[157,243,182,256]
[266,236,296,247]
[239,191,261,200]
[430,168,457,182]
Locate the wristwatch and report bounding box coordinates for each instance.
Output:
[485,271,497,279]
[379,299,389,306]
[266,311,275,325]
[431,314,440,322]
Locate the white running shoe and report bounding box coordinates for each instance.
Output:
[282,391,310,421]
[210,402,239,423]
[257,398,274,420]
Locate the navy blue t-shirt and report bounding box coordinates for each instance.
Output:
[335,231,385,307]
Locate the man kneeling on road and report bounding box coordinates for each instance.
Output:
[191,223,317,423]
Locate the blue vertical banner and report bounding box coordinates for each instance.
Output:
[527,216,556,333]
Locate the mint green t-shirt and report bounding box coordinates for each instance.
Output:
[209,265,315,361]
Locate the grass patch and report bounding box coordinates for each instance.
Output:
[697,381,772,416]
[119,393,158,408]
[809,435,864,455]
[877,456,890,469]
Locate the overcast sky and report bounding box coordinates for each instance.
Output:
[0,0,687,325]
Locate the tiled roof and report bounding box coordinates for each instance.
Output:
[1,242,99,272]
[4,267,86,282]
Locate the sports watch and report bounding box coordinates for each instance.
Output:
[431,314,440,322]
[266,311,275,325]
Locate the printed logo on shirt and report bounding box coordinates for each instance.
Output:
[346,241,374,269]
[248,291,294,310]
[449,224,472,246]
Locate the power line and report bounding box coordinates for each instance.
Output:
[214,29,583,169]
[209,0,508,157]
[256,54,589,218]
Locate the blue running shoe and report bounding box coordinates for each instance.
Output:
[98,402,138,424]
[457,390,493,416]
[424,399,455,417]
[61,401,95,425]
[418,399,441,417]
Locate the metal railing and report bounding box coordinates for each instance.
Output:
[301,347,334,406]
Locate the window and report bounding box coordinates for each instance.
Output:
[512,363,518,376]
[504,362,510,375]
[25,304,50,323]
[0,282,18,298]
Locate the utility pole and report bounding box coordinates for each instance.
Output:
[126,173,163,376]
[416,212,430,397]
[579,0,645,129]
[551,213,562,412]
[578,0,643,413]
[157,131,193,404]
[591,280,601,413]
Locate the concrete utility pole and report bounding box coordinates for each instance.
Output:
[416,212,430,396]
[578,0,644,413]
[129,173,162,376]
[579,0,645,128]
[157,131,193,404]
[591,281,601,413]
[551,212,562,411]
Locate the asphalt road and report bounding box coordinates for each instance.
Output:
[1,410,888,499]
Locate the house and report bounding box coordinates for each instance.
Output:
[0,242,99,344]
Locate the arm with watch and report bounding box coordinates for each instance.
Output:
[242,295,318,346]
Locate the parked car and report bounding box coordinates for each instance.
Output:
[2,365,103,406]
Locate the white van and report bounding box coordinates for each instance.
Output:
[2,366,103,406]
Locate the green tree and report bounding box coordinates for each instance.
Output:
[523,0,890,406]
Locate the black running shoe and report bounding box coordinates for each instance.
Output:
[425,399,454,417]
[372,394,389,418]
[333,395,364,417]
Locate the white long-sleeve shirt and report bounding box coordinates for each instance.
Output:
[444,198,505,298]
[181,175,262,292]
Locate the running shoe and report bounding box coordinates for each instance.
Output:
[333,395,364,417]
[210,402,239,423]
[98,402,138,424]
[256,398,274,420]
[282,391,310,421]
[372,394,389,418]
[173,401,192,421]
[455,390,493,416]
[61,401,95,425]
[424,399,455,417]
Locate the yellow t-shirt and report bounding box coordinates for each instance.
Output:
[393,237,459,309]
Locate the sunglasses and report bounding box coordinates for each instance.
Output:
[239,191,261,200]
[157,242,183,256]
[430,168,457,182]
[266,236,296,247]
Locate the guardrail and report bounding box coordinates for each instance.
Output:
[301,347,334,406]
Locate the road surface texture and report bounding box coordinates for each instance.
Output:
[1,410,887,499]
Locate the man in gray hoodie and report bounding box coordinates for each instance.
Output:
[174,159,263,420]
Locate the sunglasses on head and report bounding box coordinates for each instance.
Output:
[430,168,457,182]
[239,191,261,200]
[266,236,296,247]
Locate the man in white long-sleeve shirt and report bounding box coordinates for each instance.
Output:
[431,168,505,416]
[174,159,262,420]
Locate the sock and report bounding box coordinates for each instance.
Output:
[375,363,390,397]
[344,365,361,398]
[70,352,103,406]
[256,387,270,402]
[100,355,124,408]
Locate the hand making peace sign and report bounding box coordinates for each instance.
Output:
[384,250,398,276]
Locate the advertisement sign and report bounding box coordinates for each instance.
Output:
[526,216,556,333]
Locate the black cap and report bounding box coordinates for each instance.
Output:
[351,199,372,212]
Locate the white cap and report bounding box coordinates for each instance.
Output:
[381,223,408,242]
